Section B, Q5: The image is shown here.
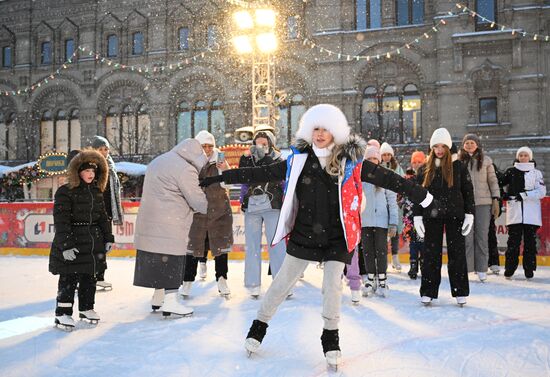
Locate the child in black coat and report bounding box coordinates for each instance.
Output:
[49,149,114,329]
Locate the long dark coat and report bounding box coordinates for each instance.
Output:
[49,149,115,275]
[188,155,233,257]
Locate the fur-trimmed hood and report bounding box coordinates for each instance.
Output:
[295,133,367,163]
[66,148,109,191]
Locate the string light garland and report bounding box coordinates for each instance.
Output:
[455,3,548,41]
[302,19,447,62]
[1,45,220,97]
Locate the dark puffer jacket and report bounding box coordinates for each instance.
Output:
[238,152,284,212]
[49,149,115,275]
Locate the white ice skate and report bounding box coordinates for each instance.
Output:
[325,350,342,371]
[217,277,230,298]
[54,315,76,331]
[456,296,467,307]
[489,265,500,275]
[199,262,207,280]
[96,280,113,291]
[477,272,487,283]
[151,288,165,311]
[421,296,433,306]
[245,338,261,357]
[376,282,389,298]
[161,292,193,318]
[79,309,100,324]
[179,282,193,297]
[249,286,260,299]
[391,254,402,272]
[351,290,361,304]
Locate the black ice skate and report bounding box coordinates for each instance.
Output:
[79,310,100,324]
[321,329,342,371]
[54,315,76,331]
[244,319,268,357]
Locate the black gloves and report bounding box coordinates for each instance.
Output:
[199,175,223,187]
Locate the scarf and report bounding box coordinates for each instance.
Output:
[312,143,334,169]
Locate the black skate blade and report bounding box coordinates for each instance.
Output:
[151,305,161,312]
[162,311,193,318]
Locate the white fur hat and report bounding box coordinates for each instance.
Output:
[195,130,216,147]
[430,128,452,148]
[516,146,533,161]
[296,104,350,145]
[380,142,394,156]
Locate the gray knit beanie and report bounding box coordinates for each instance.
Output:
[462,133,481,148]
[91,135,110,149]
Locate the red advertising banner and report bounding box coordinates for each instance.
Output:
[1,198,549,264]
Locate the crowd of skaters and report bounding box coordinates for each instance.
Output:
[46,103,546,368]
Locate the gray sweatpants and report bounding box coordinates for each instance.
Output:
[257,254,345,330]
[465,205,492,273]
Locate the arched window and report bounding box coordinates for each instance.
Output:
[176,100,226,145]
[276,94,306,148]
[41,41,52,64]
[69,109,81,150]
[361,84,422,143]
[475,0,497,31]
[178,27,189,50]
[107,34,118,57]
[40,110,54,153]
[0,112,16,160]
[177,102,191,141]
[65,39,75,61]
[396,0,424,26]
[105,104,150,156]
[210,100,226,146]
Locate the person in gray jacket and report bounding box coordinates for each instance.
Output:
[459,134,500,282]
[133,138,208,317]
[360,145,398,297]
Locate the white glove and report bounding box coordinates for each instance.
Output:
[462,214,474,236]
[413,216,425,239]
[419,192,433,208]
[105,242,114,253]
[62,248,79,261]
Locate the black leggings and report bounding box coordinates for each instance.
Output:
[56,273,97,315]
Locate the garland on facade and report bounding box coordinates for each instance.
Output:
[0,45,220,97]
[455,3,549,41]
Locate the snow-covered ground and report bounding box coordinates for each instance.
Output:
[1,256,549,377]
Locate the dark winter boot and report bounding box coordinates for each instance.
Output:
[321,329,342,369]
[245,319,268,356]
[408,260,418,280]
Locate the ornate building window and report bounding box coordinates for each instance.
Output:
[207,25,217,48]
[0,112,16,160]
[132,32,144,55]
[396,0,424,26]
[105,104,150,156]
[2,46,12,68]
[276,94,305,148]
[356,0,382,30]
[178,27,189,50]
[479,97,497,124]
[64,39,75,61]
[176,100,226,145]
[286,16,299,39]
[361,84,422,143]
[39,108,80,154]
[41,41,52,64]
[107,34,118,57]
[475,0,497,31]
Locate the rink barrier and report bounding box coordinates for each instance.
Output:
[0,199,548,265]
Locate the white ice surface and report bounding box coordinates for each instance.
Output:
[0,256,549,377]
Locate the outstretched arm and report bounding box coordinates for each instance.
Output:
[361,160,431,206]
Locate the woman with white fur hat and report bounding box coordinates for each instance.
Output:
[500,146,546,279]
[200,103,436,369]
[413,127,475,306]
[379,142,405,271]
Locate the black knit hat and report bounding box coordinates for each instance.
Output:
[78,162,98,173]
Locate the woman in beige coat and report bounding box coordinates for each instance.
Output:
[133,138,208,316]
[459,134,500,282]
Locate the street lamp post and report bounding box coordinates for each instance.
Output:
[233,8,278,141]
